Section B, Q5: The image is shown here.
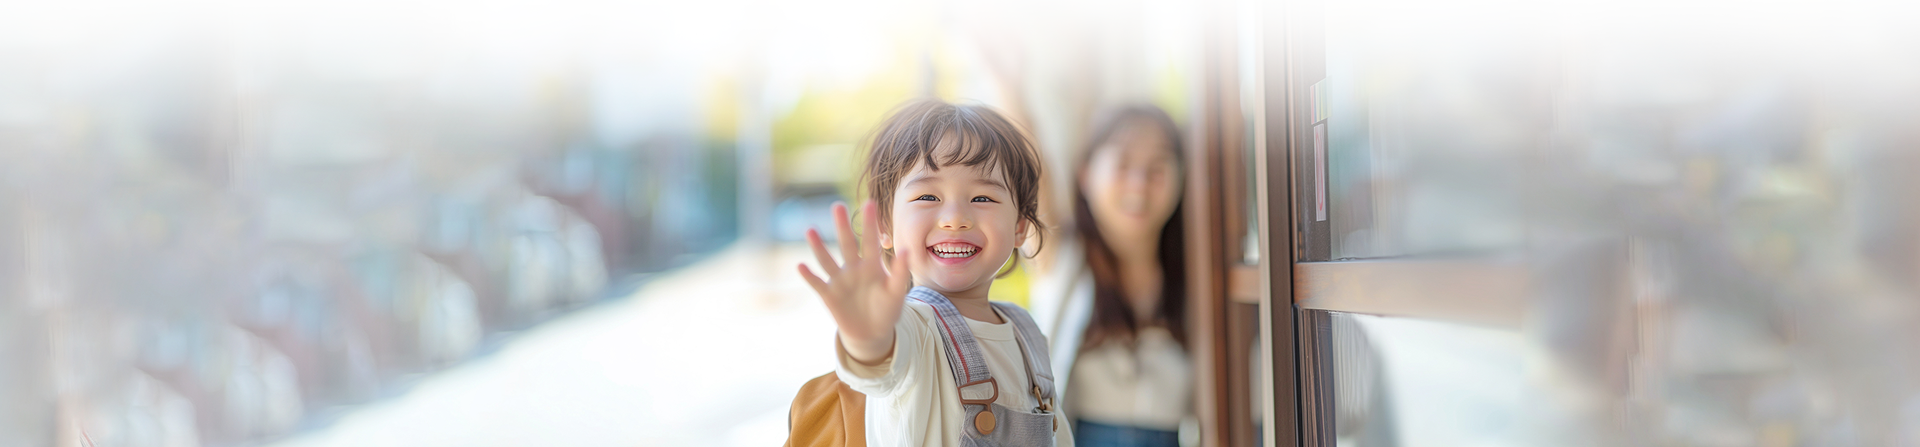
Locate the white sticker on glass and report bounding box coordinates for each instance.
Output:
[1314,123,1326,222]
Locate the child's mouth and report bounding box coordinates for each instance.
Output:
[928,242,980,262]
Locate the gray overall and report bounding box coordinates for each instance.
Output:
[906,287,1059,446]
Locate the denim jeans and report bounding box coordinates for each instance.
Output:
[1073,420,1179,447]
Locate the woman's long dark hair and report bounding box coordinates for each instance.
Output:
[1074,105,1187,351]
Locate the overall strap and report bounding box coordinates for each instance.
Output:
[906,287,998,403]
[992,301,1056,410]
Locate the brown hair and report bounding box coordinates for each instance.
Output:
[860,99,1045,278]
[1074,105,1188,350]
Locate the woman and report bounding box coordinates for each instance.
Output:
[1031,105,1191,447]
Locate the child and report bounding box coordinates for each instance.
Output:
[798,99,1072,446]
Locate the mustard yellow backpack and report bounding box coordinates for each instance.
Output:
[784,372,867,447]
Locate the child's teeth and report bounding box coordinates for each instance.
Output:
[932,245,976,258]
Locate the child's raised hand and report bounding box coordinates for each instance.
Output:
[798,201,912,364]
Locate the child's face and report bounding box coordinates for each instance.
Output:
[880,158,1027,299]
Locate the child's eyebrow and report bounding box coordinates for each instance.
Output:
[974,178,1009,192]
[903,174,1008,192]
[903,175,938,187]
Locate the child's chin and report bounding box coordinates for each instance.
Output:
[921,275,983,294]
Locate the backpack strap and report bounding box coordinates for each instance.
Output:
[993,301,1056,412]
[905,287,999,407]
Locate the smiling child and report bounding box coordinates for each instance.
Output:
[798,99,1070,446]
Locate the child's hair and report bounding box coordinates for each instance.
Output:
[861,99,1044,278]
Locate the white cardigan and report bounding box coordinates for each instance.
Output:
[1028,237,1098,403]
[1027,237,1194,428]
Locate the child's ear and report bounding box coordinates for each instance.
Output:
[879,229,892,250]
[1015,219,1029,244]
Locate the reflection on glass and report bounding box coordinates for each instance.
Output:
[1330,312,1501,447]
[1238,0,1264,266]
[1323,0,1533,260]
[1315,0,1920,445]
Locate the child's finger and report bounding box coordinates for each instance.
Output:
[859,201,884,260]
[887,245,912,291]
[805,228,840,276]
[832,202,860,262]
[798,264,831,298]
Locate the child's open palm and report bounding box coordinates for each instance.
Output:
[798,202,912,363]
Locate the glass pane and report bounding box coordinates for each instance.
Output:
[1322,0,1533,260]
[1325,312,1517,447]
[1314,0,1920,445]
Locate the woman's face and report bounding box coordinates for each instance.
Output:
[1080,120,1182,250]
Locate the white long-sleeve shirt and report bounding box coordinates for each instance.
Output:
[835,300,1075,447]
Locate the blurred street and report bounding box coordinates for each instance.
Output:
[268,243,833,447]
[7,0,1920,444]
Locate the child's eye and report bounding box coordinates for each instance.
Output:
[913,194,937,201]
[971,196,997,203]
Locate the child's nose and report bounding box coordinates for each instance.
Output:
[938,205,973,230]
